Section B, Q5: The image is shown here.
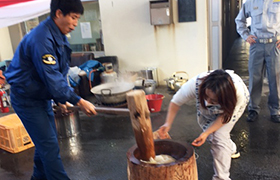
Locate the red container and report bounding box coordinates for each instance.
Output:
[145,94,165,113]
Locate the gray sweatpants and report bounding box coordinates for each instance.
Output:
[248,41,280,115]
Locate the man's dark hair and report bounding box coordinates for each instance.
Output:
[50,0,84,18]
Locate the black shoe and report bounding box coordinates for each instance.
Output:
[31,176,47,180]
[271,115,280,123]
[247,110,258,122]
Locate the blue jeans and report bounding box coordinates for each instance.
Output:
[11,91,70,180]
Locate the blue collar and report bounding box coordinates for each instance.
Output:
[45,16,70,48]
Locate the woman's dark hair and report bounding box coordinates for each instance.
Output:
[50,0,84,19]
[198,69,237,124]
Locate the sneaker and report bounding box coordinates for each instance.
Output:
[231,151,240,159]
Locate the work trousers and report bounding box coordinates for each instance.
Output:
[248,41,280,115]
[208,122,237,180]
[10,91,70,180]
[198,105,247,180]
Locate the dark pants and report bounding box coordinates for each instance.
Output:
[11,91,70,180]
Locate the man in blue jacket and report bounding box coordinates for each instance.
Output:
[5,0,96,179]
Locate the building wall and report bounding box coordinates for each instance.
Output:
[99,0,208,85]
[8,24,24,54]
[0,27,13,61]
[0,0,210,85]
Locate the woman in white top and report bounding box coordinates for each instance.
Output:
[158,69,249,180]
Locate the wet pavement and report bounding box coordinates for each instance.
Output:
[1,37,280,180]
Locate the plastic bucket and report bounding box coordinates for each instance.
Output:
[145,94,165,113]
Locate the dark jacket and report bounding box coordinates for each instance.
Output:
[5,17,80,105]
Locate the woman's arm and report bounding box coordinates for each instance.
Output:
[192,115,224,147]
[157,102,180,138]
[157,74,199,138]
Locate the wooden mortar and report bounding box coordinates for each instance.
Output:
[127,139,198,180]
[126,90,198,179]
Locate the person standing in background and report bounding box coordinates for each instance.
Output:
[4,0,97,179]
[235,0,280,123]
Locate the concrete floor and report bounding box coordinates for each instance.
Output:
[1,37,280,180]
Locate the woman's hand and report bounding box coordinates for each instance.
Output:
[192,116,224,146]
[192,132,208,147]
[157,123,171,139]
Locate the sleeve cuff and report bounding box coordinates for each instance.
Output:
[68,92,81,105]
[242,33,249,41]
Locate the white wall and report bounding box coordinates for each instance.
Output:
[0,27,13,61]
[99,0,208,85]
[9,24,24,54]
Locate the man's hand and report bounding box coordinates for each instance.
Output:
[77,98,97,116]
[246,35,257,45]
[276,40,280,50]
[58,102,68,114]
[57,102,74,115]
[192,132,208,147]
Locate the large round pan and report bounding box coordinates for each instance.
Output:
[91,82,134,104]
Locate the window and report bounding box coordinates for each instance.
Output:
[22,1,103,52]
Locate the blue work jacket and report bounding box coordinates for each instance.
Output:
[5,17,80,105]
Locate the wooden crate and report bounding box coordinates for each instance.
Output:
[0,113,34,153]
